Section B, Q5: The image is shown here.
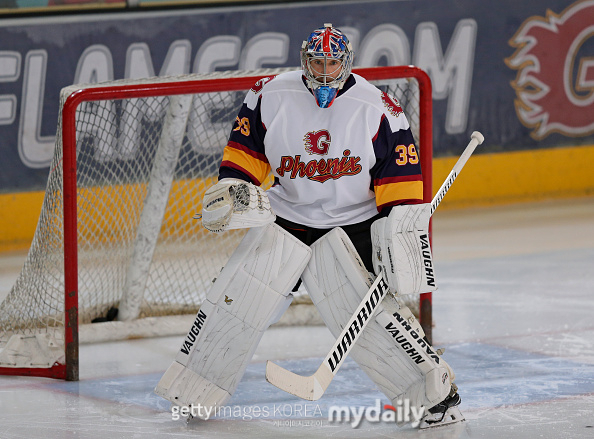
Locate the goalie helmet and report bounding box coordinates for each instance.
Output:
[301,23,354,108]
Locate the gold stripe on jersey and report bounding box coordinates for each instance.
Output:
[221,143,271,185]
[375,180,424,209]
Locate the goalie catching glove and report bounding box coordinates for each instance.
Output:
[371,203,437,296]
[199,178,275,233]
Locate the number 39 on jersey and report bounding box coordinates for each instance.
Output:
[395,144,419,165]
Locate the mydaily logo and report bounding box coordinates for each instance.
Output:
[328,398,425,428]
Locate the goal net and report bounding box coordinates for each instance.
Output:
[0,66,433,381]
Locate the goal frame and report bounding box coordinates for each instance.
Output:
[0,66,433,381]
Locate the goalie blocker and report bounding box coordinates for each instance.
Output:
[371,203,437,296]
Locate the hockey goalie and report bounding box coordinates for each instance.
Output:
[154,23,464,429]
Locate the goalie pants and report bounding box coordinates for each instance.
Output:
[275,214,380,274]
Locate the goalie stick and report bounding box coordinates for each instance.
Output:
[265,131,484,401]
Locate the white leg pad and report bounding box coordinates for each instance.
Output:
[155,361,230,413]
[302,227,453,411]
[155,223,311,415]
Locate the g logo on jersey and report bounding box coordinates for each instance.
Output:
[506,1,594,139]
[381,92,404,117]
[304,130,331,155]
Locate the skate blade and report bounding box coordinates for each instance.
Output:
[419,406,465,429]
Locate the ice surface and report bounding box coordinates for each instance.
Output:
[1,198,593,438]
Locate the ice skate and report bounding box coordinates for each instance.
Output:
[419,385,465,429]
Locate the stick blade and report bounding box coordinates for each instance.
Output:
[265,360,325,401]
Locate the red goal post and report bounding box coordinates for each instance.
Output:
[0,66,432,381]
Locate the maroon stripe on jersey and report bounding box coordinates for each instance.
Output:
[373,174,423,186]
[377,198,424,211]
[227,141,269,164]
[372,115,387,142]
[220,161,262,186]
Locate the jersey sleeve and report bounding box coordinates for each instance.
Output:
[218,79,273,185]
[370,113,424,213]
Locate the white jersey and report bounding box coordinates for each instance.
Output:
[219,70,423,228]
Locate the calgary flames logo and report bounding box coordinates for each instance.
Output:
[304,130,331,155]
[506,1,594,139]
[381,92,404,117]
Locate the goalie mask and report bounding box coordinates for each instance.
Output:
[301,23,353,108]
